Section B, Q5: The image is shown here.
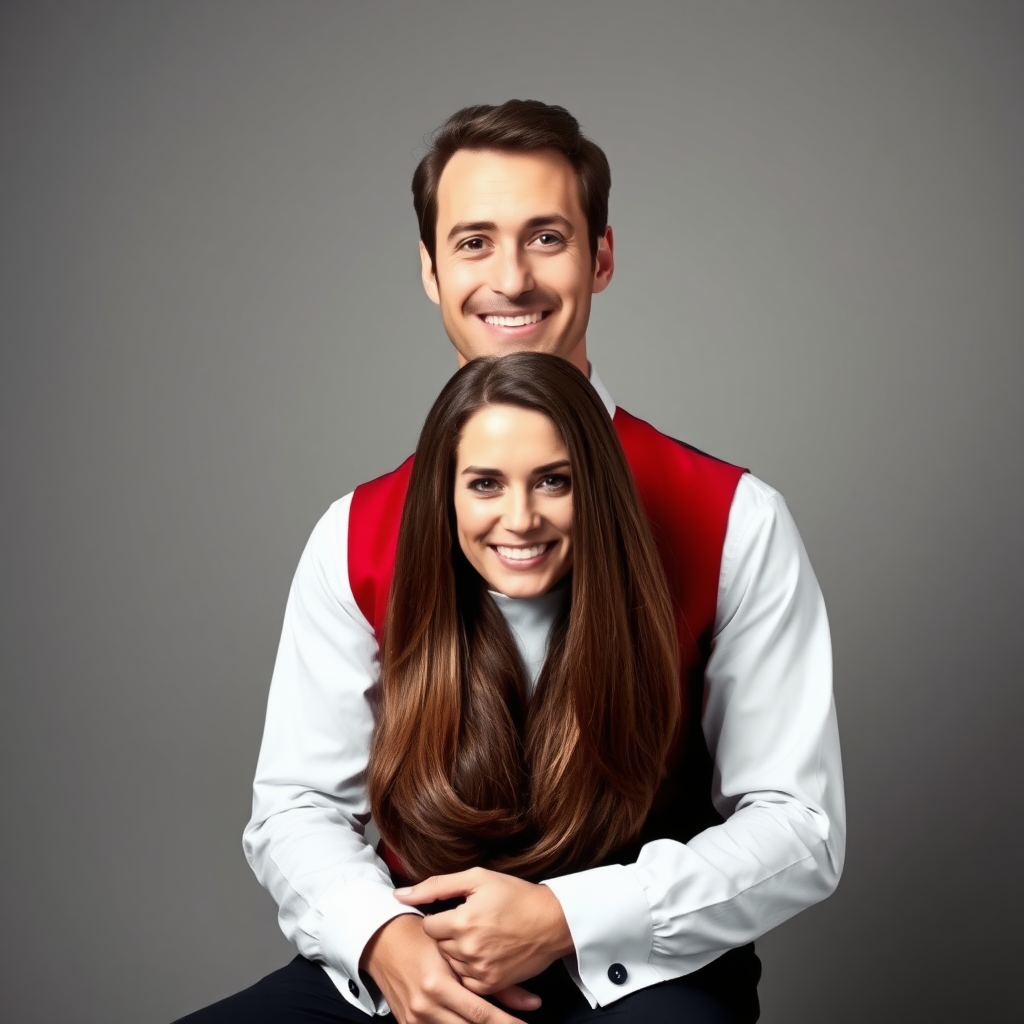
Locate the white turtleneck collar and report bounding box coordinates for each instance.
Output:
[488,584,569,694]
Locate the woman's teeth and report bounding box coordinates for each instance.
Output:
[495,544,549,560]
[483,312,544,327]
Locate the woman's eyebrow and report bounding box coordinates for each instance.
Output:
[460,460,570,476]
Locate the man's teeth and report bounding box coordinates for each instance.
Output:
[483,312,544,327]
[496,544,549,560]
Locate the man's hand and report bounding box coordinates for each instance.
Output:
[394,868,575,996]
[360,913,539,1024]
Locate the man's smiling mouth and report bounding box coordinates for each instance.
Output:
[481,312,548,327]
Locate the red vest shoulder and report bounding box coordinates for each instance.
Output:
[348,408,745,653]
[611,407,746,655]
[348,456,414,640]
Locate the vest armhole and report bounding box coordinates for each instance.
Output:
[348,457,416,640]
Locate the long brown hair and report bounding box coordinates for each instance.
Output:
[412,100,611,269]
[367,354,679,881]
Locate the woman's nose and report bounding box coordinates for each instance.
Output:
[501,492,540,533]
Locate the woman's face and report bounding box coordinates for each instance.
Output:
[453,403,574,598]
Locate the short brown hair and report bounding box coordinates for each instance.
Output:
[412,99,611,270]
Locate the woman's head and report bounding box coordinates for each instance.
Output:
[454,402,574,598]
[370,353,681,881]
[401,352,650,601]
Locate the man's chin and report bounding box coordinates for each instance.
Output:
[456,330,574,361]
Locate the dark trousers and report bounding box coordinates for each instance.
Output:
[174,947,760,1023]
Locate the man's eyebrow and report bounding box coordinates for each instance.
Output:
[447,221,497,242]
[446,215,575,242]
[523,215,574,234]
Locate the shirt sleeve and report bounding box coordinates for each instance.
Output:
[242,494,419,1016]
[542,473,846,1007]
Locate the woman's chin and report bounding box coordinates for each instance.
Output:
[492,579,554,599]
[486,566,573,599]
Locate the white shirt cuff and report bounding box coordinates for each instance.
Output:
[542,863,662,1006]
[318,876,423,1015]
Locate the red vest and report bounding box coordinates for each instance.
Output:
[349,407,746,860]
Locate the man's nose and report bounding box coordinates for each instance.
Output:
[491,247,534,298]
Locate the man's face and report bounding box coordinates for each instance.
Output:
[421,148,614,374]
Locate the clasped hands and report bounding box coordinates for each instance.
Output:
[361,867,574,1024]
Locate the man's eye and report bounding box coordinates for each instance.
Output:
[536,233,562,246]
[459,238,485,251]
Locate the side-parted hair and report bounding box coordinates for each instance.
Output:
[367,353,680,881]
[412,99,611,271]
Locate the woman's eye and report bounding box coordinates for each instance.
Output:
[469,478,499,493]
[539,474,571,493]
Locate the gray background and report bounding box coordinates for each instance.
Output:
[2,1,1022,1021]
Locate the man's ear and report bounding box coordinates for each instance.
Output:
[420,241,440,305]
[592,226,614,295]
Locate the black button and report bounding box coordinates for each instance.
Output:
[608,963,628,985]
[348,978,360,998]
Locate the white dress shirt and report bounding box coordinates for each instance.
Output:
[243,374,846,1015]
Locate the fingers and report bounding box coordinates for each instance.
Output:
[436,949,470,981]
[393,955,527,1024]
[394,869,480,906]
[363,913,525,1024]
[433,950,541,1015]
[474,982,542,1012]
[421,910,459,941]
[426,974,528,1024]
[450,986,529,1024]
[434,937,479,976]
[438,945,539,1007]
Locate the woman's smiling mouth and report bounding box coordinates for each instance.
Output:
[492,542,556,567]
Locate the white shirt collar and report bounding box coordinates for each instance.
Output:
[587,363,617,419]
